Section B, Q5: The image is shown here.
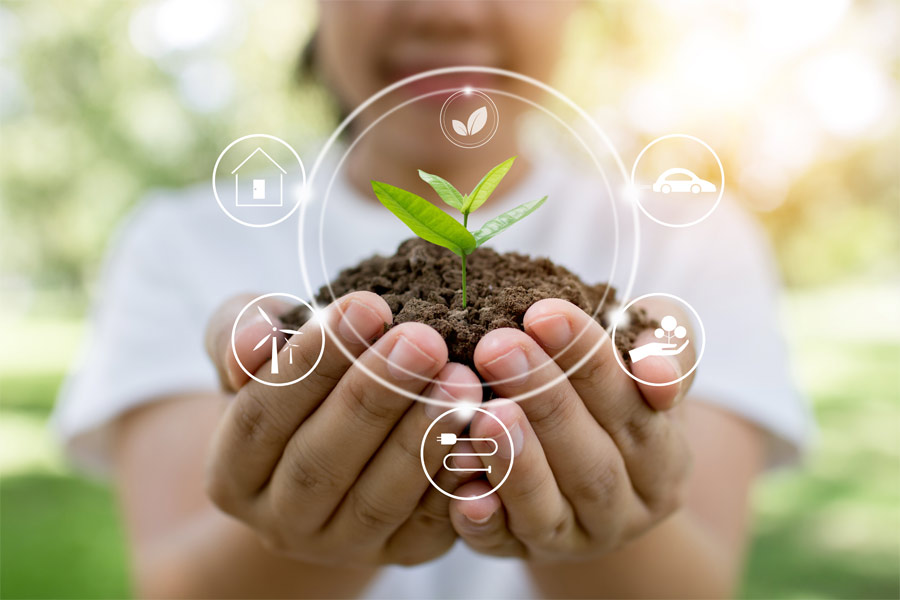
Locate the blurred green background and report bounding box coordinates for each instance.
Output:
[1,1,898,598]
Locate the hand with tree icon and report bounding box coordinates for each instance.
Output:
[629,315,691,363]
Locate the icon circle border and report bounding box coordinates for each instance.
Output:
[420,406,514,501]
[611,292,706,387]
[439,89,500,149]
[212,134,307,228]
[630,133,724,228]
[230,292,325,387]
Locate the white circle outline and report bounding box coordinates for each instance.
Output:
[212,134,307,228]
[302,70,636,402]
[230,292,325,387]
[420,406,514,501]
[438,89,500,149]
[317,87,620,388]
[629,133,724,228]
[298,66,640,406]
[610,292,706,387]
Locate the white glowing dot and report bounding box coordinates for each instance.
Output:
[455,404,477,421]
[606,307,630,328]
[305,308,322,325]
[439,403,478,424]
[621,183,640,205]
[463,86,473,95]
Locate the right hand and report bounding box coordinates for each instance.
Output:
[203,291,483,567]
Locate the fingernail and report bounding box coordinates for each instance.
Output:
[226,363,242,391]
[666,355,683,380]
[483,347,529,386]
[426,373,479,419]
[486,405,524,459]
[466,510,495,525]
[229,314,275,389]
[338,300,384,345]
[236,314,267,335]
[497,420,522,459]
[528,314,573,349]
[425,383,456,419]
[233,313,269,352]
[667,356,685,403]
[425,400,448,420]
[387,335,438,380]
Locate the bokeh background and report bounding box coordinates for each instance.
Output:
[1,0,898,598]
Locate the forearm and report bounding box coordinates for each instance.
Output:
[527,403,761,598]
[134,506,378,599]
[527,511,736,599]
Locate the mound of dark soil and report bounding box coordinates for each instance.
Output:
[283,238,651,369]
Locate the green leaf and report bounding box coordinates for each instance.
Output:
[472,196,547,247]
[463,156,516,214]
[418,169,465,211]
[371,181,476,257]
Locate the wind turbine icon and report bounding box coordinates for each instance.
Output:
[251,305,302,375]
[285,338,300,365]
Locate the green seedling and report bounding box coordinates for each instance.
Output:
[371,156,546,307]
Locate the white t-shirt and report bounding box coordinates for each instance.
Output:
[53,151,812,599]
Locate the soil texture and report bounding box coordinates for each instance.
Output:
[282,238,651,370]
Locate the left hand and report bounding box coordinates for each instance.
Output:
[447,298,697,561]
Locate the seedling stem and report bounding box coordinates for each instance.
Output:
[371,156,547,308]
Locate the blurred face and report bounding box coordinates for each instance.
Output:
[315,0,577,167]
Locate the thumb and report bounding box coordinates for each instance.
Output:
[204,294,294,392]
[629,304,698,411]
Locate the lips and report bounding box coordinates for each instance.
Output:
[381,55,501,101]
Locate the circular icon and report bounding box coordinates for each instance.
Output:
[611,292,705,387]
[231,293,325,387]
[439,88,500,149]
[212,134,306,228]
[630,134,724,228]
[420,406,514,501]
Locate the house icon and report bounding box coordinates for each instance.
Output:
[231,147,287,207]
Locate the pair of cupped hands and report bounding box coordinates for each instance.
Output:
[204,290,696,566]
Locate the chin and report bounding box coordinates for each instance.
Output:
[397,138,456,167]
[364,112,449,165]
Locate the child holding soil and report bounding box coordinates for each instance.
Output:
[55,2,810,598]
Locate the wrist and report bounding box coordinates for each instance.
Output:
[135,507,379,598]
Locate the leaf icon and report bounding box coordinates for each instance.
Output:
[451,120,467,136]
[467,106,487,135]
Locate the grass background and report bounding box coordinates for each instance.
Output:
[1,285,898,599]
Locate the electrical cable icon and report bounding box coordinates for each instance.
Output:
[421,406,514,501]
[437,432,498,473]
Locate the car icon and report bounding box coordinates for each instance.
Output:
[652,168,717,194]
